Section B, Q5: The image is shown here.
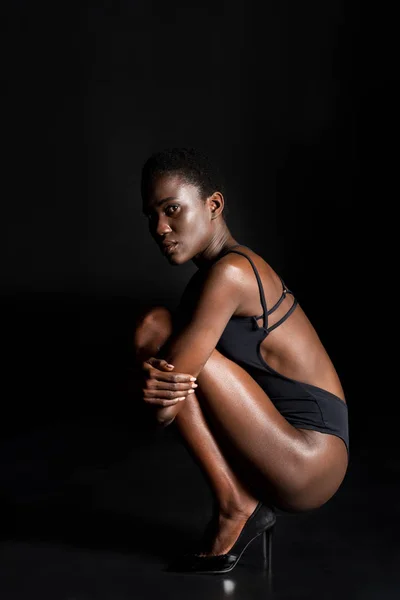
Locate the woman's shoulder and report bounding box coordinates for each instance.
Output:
[181,245,282,306]
[212,245,267,267]
[212,245,277,284]
[179,247,255,304]
[175,253,245,326]
[212,246,290,307]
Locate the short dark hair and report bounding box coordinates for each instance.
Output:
[140,147,228,220]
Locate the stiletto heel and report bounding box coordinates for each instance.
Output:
[166,501,276,574]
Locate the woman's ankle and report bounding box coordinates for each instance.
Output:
[212,491,259,520]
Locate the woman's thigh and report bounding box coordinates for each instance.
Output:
[194,348,348,512]
[135,306,348,512]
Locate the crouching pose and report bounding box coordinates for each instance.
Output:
[133,147,349,574]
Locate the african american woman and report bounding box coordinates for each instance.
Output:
[133,147,349,574]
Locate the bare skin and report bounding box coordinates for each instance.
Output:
[135,172,349,556]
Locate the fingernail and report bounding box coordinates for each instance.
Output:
[187,389,195,394]
[167,364,174,368]
[190,377,197,381]
[177,397,185,401]
[191,383,198,388]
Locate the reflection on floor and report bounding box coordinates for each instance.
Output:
[0,421,399,600]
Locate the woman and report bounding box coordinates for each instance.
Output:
[134,147,349,574]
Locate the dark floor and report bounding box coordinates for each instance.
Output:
[1,416,399,600]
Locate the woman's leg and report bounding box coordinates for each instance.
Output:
[134,306,348,554]
[193,352,348,511]
[134,308,255,510]
[134,307,262,554]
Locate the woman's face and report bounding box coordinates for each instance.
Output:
[143,173,214,265]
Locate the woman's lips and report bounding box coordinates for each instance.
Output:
[163,242,178,255]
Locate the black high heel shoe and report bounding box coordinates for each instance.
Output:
[166,501,276,574]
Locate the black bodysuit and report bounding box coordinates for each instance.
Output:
[175,244,349,456]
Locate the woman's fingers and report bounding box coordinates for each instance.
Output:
[142,368,197,391]
[147,358,174,371]
[143,388,196,399]
[149,379,198,391]
[150,381,198,397]
[140,358,198,405]
[142,359,197,385]
[144,396,186,407]
[154,371,197,384]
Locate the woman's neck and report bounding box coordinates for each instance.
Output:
[192,234,240,270]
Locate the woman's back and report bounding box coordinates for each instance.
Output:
[179,244,345,403]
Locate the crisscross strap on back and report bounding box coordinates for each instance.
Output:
[219,245,268,328]
[219,244,298,333]
[266,285,298,334]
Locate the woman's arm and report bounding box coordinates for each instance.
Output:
[153,258,245,425]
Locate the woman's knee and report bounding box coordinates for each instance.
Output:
[136,306,173,330]
[134,305,173,358]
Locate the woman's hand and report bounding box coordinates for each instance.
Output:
[141,357,198,408]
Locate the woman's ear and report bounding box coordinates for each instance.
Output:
[209,192,224,219]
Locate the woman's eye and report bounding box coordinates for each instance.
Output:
[165,205,179,216]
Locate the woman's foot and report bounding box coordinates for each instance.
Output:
[197,498,259,557]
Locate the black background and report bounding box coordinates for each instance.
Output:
[2,0,396,508]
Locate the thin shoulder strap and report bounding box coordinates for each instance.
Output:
[217,245,298,335]
[220,245,269,330]
[266,276,289,315]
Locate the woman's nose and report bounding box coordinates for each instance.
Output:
[155,216,172,237]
